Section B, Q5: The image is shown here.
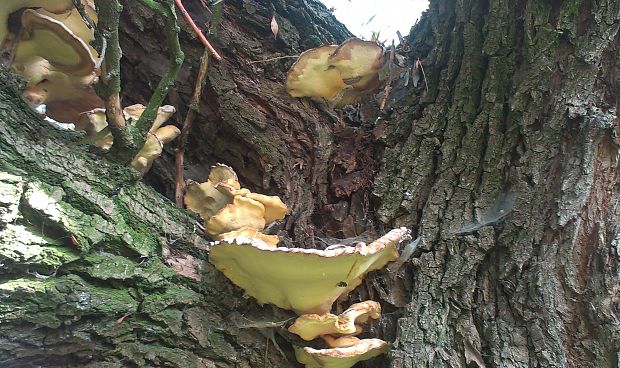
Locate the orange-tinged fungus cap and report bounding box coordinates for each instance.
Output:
[184,180,232,220]
[216,227,280,248]
[294,338,389,368]
[15,9,95,77]
[206,196,266,237]
[131,125,181,175]
[288,301,381,341]
[244,192,287,224]
[328,38,385,92]
[209,164,241,190]
[285,45,345,100]
[321,335,361,348]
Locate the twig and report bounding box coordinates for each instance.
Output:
[248,55,299,64]
[94,0,133,153]
[416,58,429,93]
[380,43,396,110]
[197,0,213,15]
[174,0,222,61]
[72,0,96,30]
[175,49,210,206]
[133,0,185,142]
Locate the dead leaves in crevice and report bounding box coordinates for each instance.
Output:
[314,127,379,239]
[162,244,202,281]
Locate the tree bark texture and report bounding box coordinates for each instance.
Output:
[0,0,618,367]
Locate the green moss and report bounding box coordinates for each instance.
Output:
[117,342,206,366]
[0,224,80,268]
[22,181,102,251]
[0,275,138,328]
[141,285,202,315]
[0,172,23,224]
[75,252,175,289]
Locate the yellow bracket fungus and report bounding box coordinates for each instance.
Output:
[184,165,287,238]
[6,3,102,123]
[216,227,280,247]
[0,0,73,48]
[131,125,181,175]
[205,195,266,236]
[16,9,96,77]
[286,45,344,100]
[294,338,389,368]
[288,300,381,341]
[285,38,386,106]
[208,227,410,315]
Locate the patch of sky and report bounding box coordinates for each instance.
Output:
[321,0,429,44]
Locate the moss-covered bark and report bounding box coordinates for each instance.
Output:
[0,68,293,366]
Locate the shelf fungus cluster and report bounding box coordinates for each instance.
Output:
[290,301,390,367]
[1,0,101,123]
[285,38,387,106]
[76,104,180,175]
[1,1,180,176]
[185,166,410,366]
[184,164,287,239]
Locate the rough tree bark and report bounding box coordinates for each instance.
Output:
[0,0,618,367]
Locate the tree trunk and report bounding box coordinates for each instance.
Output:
[0,0,618,367]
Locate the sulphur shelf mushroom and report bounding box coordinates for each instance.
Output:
[9,5,102,123]
[285,45,344,100]
[184,164,287,238]
[208,227,410,315]
[15,9,96,77]
[294,338,389,368]
[217,227,280,247]
[288,301,381,341]
[285,38,386,106]
[0,0,73,48]
[131,125,181,175]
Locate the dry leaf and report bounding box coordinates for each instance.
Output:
[270,15,279,39]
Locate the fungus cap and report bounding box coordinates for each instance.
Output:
[14,56,102,123]
[321,335,361,348]
[285,45,345,100]
[0,0,73,46]
[35,6,99,58]
[206,196,266,237]
[208,164,241,190]
[214,184,287,225]
[131,125,181,175]
[216,227,280,248]
[209,227,410,314]
[75,108,113,149]
[122,104,176,131]
[184,180,232,220]
[294,338,388,368]
[288,301,381,341]
[15,9,96,77]
[328,38,385,91]
[243,192,287,224]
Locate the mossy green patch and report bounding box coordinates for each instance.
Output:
[0,172,23,224]
[0,224,79,268]
[141,285,202,315]
[76,252,175,289]
[0,275,138,328]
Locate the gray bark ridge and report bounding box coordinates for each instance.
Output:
[376,0,620,367]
